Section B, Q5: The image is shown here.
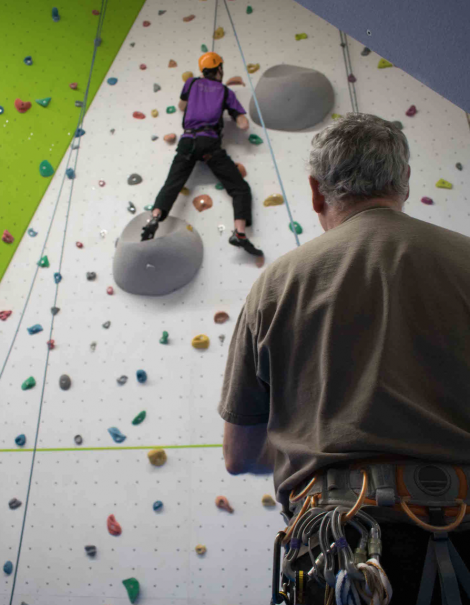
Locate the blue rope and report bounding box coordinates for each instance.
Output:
[7,2,108,602]
[211,0,219,53]
[222,0,300,247]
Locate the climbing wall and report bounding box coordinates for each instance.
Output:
[1,0,469,604]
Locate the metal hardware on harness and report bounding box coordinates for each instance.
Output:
[271,531,289,605]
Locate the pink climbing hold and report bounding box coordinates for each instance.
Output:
[133,111,145,120]
[107,286,114,295]
[47,339,55,350]
[76,241,83,248]
[143,20,151,27]
[92,9,100,15]
[99,180,106,187]
[139,64,147,70]
[406,105,417,117]
[2,230,14,243]
[421,196,434,205]
[14,99,31,113]
[0,310,12,321]
[348,74,357,83]
[107,514,122,536]
[69,83,78,90]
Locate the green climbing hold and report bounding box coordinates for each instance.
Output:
[144,204,153,211]
[39,160,54,177]
[331,113,343,120]
[378,58,393,69]
[38,255,50,268]
[249,134,263,145]
[295,33,308,41]
[36,97,51,108]
[166,106,176,114]
[436,179,453,189]
[132,411,146,425]
[246,6,253,14]
[215,183,224,190]
[21,376,36,391]
[289,221,303,234]
[122,578,140,604]
[201,44,208,52]
[159,331,169,344]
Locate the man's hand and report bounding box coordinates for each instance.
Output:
[236,115,249,131]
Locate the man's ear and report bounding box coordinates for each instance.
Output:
[309,176,325,214]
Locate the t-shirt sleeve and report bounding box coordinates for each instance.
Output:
[225,88,246,120]
[218,304,270,425]
[180,78,194,101]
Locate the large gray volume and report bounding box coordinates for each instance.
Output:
[249,65,335,131]
[113,214,204,296]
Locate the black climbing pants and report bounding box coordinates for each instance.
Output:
[153,135,252,226]
[293,522,470,604]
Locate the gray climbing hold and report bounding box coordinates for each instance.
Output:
[74,435,83,445]
[3,561,13,575]
[128,173,143,186]
[9,498,22,510]
[153,83,161,93]
[90,341,97,351]
[102,321,111,329]
[15,434,26,447]
[456,162,463,171]
[117,375,128,385]
[75,101,83,107]
[249,65,334,131]
[86,272,97,281]
[361,47,371,56]
[59,374,71,390]
[128,201,136,214]
[158,10,166,15]
[28,228,38,237]
[110,128,115,134]
[51,306,60,315]
[130,42,135,47]
[66,168,75,179]
[85,545,96,557]
[151,135,159,142]
[108,427,127,443]
[108,77,118,85]
[27,324,43,335]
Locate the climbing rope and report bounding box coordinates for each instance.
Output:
[7,3,109,603]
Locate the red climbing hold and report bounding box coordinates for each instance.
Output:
[69,83,78,90]
[406,105,417,117]
[107,514,122,536]
[14,99,31,113]
[47,339,55,350]
[348,74,357,83]
[421,196,434,205]
[133,111,145,120]
[107,286,114,295]
[92,9,100,15]
[2,230,14,243]
[139,64,147,70]
[76,241,83,248]
[183,15,195,22]
[99,180,106,187]
[0,310,12,321]
[143,20,151,27]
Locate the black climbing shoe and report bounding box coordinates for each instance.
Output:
[141,216,160,241]
[229,230,264,257]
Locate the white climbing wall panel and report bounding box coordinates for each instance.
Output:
[1,0,469,604]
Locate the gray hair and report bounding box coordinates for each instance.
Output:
[308,113,411,211]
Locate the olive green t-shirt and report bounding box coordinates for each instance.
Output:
[218,208,470,509]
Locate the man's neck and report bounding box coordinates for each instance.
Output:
[326,199,403,231]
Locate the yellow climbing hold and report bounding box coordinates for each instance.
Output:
[378,59,393,69]
[147,449,167,467]
[195,544,207,555]
[247,63,260,74]
[332,113,343,120]
[151,109,159,118]
[263,194,284,207]
[180,187,190,195]
[187,224,193,232]
[182,71,194,82]
[436,179,453,189]
[192,334,210,349]
[214,27,224,39]
[262,494,276,507]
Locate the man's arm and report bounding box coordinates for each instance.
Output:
[223,421,275,475]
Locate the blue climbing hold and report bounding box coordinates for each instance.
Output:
[15,434,26,447]
[28,228,38,237]
[153,500,163,512]
[27,324,43,335]
[66,168,75,179]
[108,427,127,443]
[3,561,13,575]
[54,272,62,284]
[107,77,118,85]
[136,370,147,384]
[52,7,60,21]
[24,56,33,66]
[75,128,85,138]
[0,106,4,115]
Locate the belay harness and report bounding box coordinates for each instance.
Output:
[181,77,230,139]
[271,461,470,605]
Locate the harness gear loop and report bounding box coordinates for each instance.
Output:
[400,497,467,533]
[343,469,368,523]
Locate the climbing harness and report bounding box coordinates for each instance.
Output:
[271,462,470,605]
[181,77,230,141]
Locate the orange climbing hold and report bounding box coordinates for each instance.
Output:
[226,76,245,86]
[164,134,177,144]
[192,195,213,212]
[168,60,177,68]
[236,163,247,178]
[215,496,234,513]
[14,99,31,113]
[107,514,122,536]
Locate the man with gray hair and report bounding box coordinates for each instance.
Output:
[219,114,470,604]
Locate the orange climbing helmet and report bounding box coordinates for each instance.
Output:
[198,52,223,72]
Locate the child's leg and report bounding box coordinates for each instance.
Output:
[153,138,197,220]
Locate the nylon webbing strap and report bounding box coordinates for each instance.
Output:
[449,541,470,598]
[434,534,462,605]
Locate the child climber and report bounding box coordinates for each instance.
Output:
[146,52,263,257]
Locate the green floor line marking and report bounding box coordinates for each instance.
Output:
[0,444,223,453]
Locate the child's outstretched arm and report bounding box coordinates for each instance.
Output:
[236,115,249,130]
